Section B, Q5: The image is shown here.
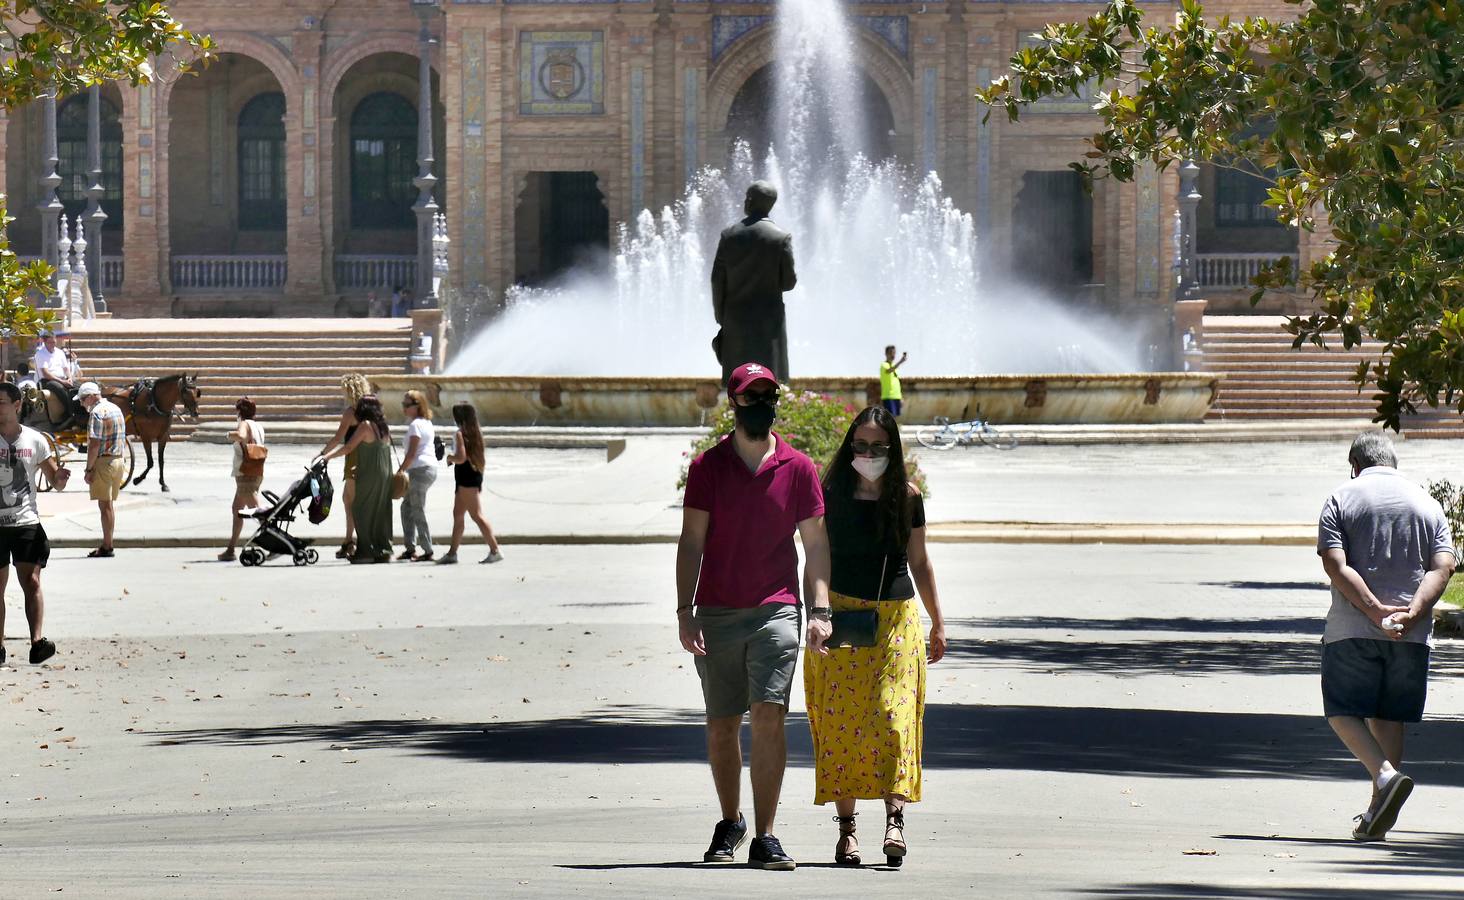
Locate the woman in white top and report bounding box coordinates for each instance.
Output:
[220,397,266,561]
[396,389,438,561]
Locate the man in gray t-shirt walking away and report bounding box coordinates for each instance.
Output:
[1317,432,1455,842]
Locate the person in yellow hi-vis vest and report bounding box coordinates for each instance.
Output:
[879,345,907,418]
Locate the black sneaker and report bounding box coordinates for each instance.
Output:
[748,834,796,871]
[0,644,6,666]
[29,638,55,665]
[703,815,748,863]
[1355,771,1414,841]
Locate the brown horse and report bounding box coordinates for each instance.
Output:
[106,373,202,493]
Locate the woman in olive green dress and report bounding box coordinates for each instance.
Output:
[320,395,393,563]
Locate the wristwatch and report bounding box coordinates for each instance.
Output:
[808,607,832,621]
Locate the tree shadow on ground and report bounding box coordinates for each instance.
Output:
[146,704,1464,785]
[943,638,1464,678]
[946,616,1324,636]
[1198,581,1331,592]
[1214,831,1464,879]
[1079,884,1462,899]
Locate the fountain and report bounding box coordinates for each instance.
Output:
[376,0,1219,425]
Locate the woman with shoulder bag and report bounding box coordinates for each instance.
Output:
[318,395,393,563]
[395,389,438,561]
[220,397,267,561]
[803,405,947,868]
[318,373,370,559]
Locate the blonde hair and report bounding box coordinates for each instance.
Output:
[403,389,432,421]
[341,373,371,406]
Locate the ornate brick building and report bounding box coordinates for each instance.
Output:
[0,0,1311,321]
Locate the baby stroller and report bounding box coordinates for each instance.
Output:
[238,461,334,567]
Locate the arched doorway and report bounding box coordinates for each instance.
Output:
[723,63,897,163]
[237,92,286,231]
[349,92,417,230]
[57,93,124,235]
[167,52,289,291]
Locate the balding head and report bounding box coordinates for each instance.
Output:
[745,181,778,218]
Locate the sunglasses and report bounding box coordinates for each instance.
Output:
[734,389,780,407]
[851,440,892,458]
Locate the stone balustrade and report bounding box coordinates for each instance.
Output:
[334,255,417,291]
[170,255,288,292]
[1196,253,1294,289]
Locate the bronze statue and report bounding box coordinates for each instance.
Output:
[711,181,798,383]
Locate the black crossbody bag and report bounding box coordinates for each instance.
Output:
[827,554,888,649]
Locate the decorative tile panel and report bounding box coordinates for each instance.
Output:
[462,28,487,288]
[975,65,991,236]
[519,31,605,115]
[711,16,769,62]
[922,66,937,174]
[854,16,909,60]
[684,68,699,186]
[1136,161,1160,295]
[630,67,645,214]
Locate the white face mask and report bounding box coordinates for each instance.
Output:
[851,456,889,482]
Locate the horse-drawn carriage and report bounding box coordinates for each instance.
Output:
[17,373,202,493]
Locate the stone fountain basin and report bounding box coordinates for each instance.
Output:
[370,373,1222,426]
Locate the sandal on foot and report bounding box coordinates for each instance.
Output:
[396,548,415,561]
[412,552,435,563]
[87,547,114,558]
[335,542,355,560]
[218,549,236,562]
[884,810,907,865]
[834,815,861,866]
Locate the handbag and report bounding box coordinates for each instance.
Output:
[389,443,409,500]
[239,423,267,478]
[827,555,889,650]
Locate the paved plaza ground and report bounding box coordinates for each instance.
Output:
[5,437,1464,896]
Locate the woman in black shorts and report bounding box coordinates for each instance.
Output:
[437,402,504,565]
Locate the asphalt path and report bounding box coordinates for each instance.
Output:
[4,542,1464,896]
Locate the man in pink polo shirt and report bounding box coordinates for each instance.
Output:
[677,361,832,871]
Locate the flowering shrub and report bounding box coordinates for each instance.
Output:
[677,386,929,496]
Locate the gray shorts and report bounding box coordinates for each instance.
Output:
[1322,638,1430,723]
[694,603,801,718]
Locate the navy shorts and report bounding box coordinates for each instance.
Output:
[1321,638,1430,722]
[882,399,902,418]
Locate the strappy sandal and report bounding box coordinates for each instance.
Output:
[335,541,355,560]
[833,814,860,866]
[883,810,907,868]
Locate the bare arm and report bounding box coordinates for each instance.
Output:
[319,409,355,457]
[797,514,832,655]
[1321,547,1409,628]
[321,424,371,462]
[399,434,422,475]
[447,428,467,465]
[1409,551,1456,619]
[228,420,249,444]
[890,352,909,372]
[38,455,70,491]
[676,507,710,655]
[906,523,946,662]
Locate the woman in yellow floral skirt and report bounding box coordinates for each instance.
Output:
[804,405,946,868]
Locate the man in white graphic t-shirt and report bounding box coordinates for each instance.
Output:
[0,382,70,666]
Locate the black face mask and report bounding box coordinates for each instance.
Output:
[733,402,777,438]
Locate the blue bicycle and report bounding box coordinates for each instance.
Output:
[915,407,1019,451]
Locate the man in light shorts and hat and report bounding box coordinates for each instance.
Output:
[676,361,832,870]
[77,382,126,558]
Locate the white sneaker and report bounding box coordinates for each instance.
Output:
[482,550,504,564]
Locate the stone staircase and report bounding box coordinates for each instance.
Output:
[66,319,414,437]
[1203,316,1464,436]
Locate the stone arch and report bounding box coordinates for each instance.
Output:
[322,35,441,114]
[157,32,298,110]
[707,28,914,143]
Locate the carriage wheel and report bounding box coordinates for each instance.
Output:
[32,432,63,493]
[120,438,138,490]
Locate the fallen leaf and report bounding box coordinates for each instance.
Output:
[1182,849,1217,856]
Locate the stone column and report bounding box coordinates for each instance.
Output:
[83,84,109,312]
[413,2,441,308]
[288,26,325,302]
[124,76,168,309]
[37,86,63,304]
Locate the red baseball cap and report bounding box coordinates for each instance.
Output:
[727,362,779,395]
